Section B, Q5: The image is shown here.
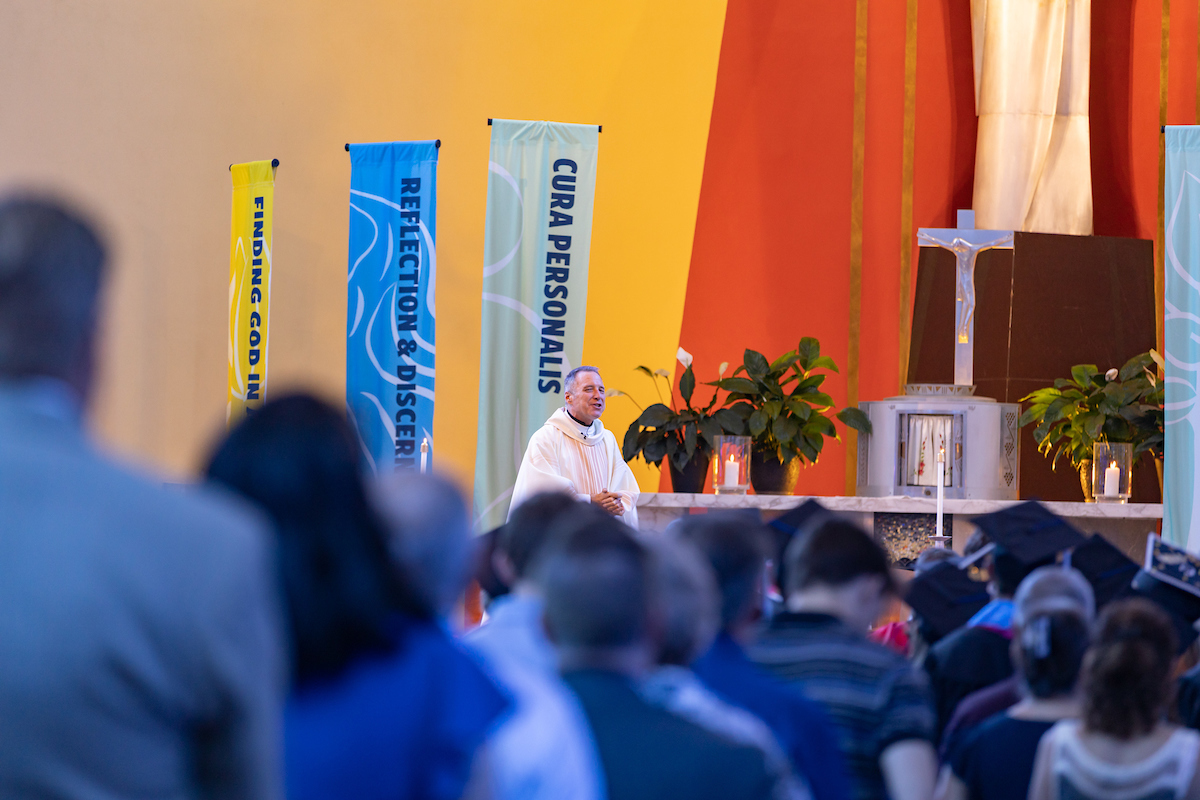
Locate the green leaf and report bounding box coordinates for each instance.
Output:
[712,377,759,394]
[797,435,820,462]
[698,417,723,448]
[684,421,697,459]
[763,399,783,419]
[785,398,813,421]
[1081,412,1105,440]
[637,403,675,427]
[1119,352,1154,382]
[622,424,641,461]
[1071,364,1099,388]
[772,415,800,445]
[643,436,668,465]
[796,337,821,370]
[634,365,655,379]
[769,350,800,373]
[745,349,770,380]
[1041,396,1074,425]
[794,373,827,392]
[808,355,839,373]
[749,409,768,437]
[665,435,679,457]
[713,408,747,433]
[805,414,836,438]
[803,391,834,409]
[836,406,873,434]
[679,365,695,406]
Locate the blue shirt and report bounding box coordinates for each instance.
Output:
[286,617,510,800]
[694,632,852,800]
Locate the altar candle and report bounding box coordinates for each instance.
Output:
[1104,460,1120,497]
[935,446,946,544]
[724,456,740,487]
[420,437,429,474]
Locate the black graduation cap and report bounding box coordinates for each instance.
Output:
[1131,535,1200,652]
[905,560,991,642]
[970,502,1087,566]
[1068,534,1139,609]
[767,499,832,592]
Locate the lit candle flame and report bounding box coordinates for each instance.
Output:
[1111,460,1117,469]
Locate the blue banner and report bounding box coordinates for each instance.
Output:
[346,141,437,474]
[1164,127,1200,548]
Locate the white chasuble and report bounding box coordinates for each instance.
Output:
[509,408,640,529]
[971,0,1092,235]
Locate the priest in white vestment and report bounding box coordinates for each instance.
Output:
[509,366,640,528]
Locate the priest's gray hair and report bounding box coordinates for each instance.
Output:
[371,471,474,618]
[0,196,106,381]
[564,365,602,394]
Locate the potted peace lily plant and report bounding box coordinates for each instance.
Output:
[708,338,872,494]
[1018,351,1164,501]
[615,349,742,493]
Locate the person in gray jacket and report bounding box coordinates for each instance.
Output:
[0,196,285,800]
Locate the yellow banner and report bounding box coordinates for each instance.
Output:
[227,159,277,426]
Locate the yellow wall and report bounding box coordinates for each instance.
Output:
[0,1,726,490]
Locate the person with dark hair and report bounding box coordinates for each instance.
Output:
[748,518,937,800]
[640,537,809,800]
[205,394,509,800]
[924,503,1085,741]
[509,366,640,526]
[460,491,605,800]
[544,511,776,800]
[937,567,1094,800]
[1029,598,1200,800]
[0,196,285,800]
[684,513,852,800]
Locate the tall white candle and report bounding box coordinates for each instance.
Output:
[724,456,740,487]
[935,446,946,543]
[1104,460,1120,497]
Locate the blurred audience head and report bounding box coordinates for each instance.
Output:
[784,518,896,631]
[204,393,426,685]
[1013,608,1090,700]
[676,512,769,633]
[372,471,473,618]
[650,537,720,666]
[1014,566,1096,627]
[0,195,106,397]
[1082,598,1177,739]
[541,508,655,672]
[498,491,581,590]
[914,546,958,574]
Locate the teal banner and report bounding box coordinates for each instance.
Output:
[473,119,600,529]
[1164,127,1200,548]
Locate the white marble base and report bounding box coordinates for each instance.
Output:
[636,493,1162,561]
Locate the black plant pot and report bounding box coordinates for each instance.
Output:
[750,447,802,495]
[669,453,712,494]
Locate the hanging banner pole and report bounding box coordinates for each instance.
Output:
[227,159,278,426]
[1164,128,1200,548]
[345,141,439,474]
[473,119,601,529]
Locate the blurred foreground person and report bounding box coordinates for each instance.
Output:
[748,519,937,800]
[206,396,508,800]
[434,490,605,800]
[641,537,809,800]
[544,511,775,800]
[1029,599,1200,800]
[937,567,1094,800]
[924,503,1084,741]
[684,513,851,800]
[0,197,284,800]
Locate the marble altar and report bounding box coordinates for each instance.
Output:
[637,493,1161,564]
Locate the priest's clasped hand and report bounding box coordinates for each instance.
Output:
[591,490,624,516]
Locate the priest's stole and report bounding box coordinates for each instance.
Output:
[346,141,439,474]
[474,120,600,529]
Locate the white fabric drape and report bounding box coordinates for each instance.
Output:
[971,0,1092,235]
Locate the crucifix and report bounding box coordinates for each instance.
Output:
[917,210,1014,386]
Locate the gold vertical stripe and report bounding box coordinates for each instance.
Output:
[1158,0,1171,355]
[846,0,868,495]
[898,0,918,389]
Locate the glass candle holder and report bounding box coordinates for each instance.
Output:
[713,435,751,495]
[1092,442,1133,503]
